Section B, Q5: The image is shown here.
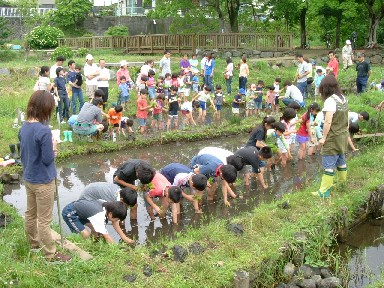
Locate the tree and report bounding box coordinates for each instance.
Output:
[0,18,11,45]
[14,0,39,36]
[54,0,93,30]
[364,0,384,47]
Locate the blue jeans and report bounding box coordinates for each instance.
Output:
[322,154,346,170]
[356,76,368,93]
[204,75,214,92]
[296,81,307,99]
[58,93,70,121]
[239,76,247,91]
[226,76,233,94]
[282,98,294,106]
[71,89,84,114]
[62,203,88,233]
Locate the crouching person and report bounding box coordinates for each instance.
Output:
[62,200,127,244]
[144,172,182,224]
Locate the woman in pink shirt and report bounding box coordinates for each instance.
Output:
[116,60,131,85]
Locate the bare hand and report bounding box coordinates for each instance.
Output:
[263,185,268,189]
[194,209,203,214]
[224,200,231,207]
[318,138,325,145]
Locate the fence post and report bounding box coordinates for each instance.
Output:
[215,34,218,51]
[110,36,113,49]
[150,35,153,54]
[91,37,96,50]
[178,34,180,54]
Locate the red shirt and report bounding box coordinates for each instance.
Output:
[136,97,148,119]
[297,112,310,137]
[327,58,339,79]
[148,173,171,198]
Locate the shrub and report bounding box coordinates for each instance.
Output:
[50,46,74,61]
[26,25,64,49]
[104,25,129,37]
[0,50,17,61]
[82,33,94,37]
[76,47,89,57]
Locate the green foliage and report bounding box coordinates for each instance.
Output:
[0,50,17,61]
[82,33,94,37]
[76,47,89,57]
[50,46,74,61]
[0,18,10,45]
[53,0,93,30]
[25,25,64,49]
[104,25,129,37]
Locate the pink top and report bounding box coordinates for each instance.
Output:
[148,173,171,198]
[136,97,148,119]
[266,91,275,104]
[116,68,131,85]
[281,120,293,140]
[147,76,155,87]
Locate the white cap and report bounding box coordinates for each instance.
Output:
[120,60,128,67]
[85,54,94,60]
[346,40,351,45]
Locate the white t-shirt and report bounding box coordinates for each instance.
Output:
[285,85,303,102]
[97,67,110,88]
[323,94,347,113]
[159,57,171,77]
[198,147,233,165]
[274,83,280,97]
[84,63,99,86]
[348,112,359,123]
[49,64,61,79]
[297,61,310,83]
[226,63,234,77]
[181,101,193,112]
[200,57,207,71]
[36,76,51,91]
[198,91,211,102]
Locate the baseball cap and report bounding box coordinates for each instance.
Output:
[346,40,351,45]
[85,54,94,60]
[239,88,246,94]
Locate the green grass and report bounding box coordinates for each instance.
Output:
[1,142,384,287]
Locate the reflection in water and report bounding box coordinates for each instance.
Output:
[337,220,384,288]
[3,134,323,244]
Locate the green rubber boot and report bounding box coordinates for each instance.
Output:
[63,131,69,142]
[67,131,73,143]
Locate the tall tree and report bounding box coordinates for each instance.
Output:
[364,0,384,47]
[14,0,39,35]
[54,0,93,30]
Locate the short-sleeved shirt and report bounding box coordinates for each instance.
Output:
[54,77,67,92]
[76,102,102,124]
[180,59,190,69]
[84,63,99,86]
[97,67,110,88]
[198,147,233,165]
[204,59,215,76]
[113,159,150,186]
[297,112,311,137]
[255,87,263,102]
[234,146,261,173]
[246,126,265,149]
[108,108,122,125]
[67,71,81,92]
[79,182,120,202]
[356,61,370,77]
[136,97,148,119]
[72,200,108,234]
[198,91,211,102]
[168,94,179,112]
[327,58,339,78]
[233,94,242,108]
[190,154,223,178]
[348,112,359,124]
[49,64,61,79]
[284,85,303,103]
[297,61,310,83]
[119,83,130,97]
[36,76,51,91]
[160,56,171,77]
[161,163,193,189]
[181,101,193,112]
[148,172,171,198]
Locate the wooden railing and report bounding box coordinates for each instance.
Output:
[58,33,293,53]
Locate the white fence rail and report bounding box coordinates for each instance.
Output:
[0,7,55,17]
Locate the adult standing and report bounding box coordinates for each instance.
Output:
[314,75,349,198]
[326,51,339,79]
[49,56,65,80]
[97,59,111,110]
[84,54,100,100]
[19,90,71,263]
[159,50,171,77]
[204,53,215,92]
[295,54,310,99]
[67,60,84,114]
[180,53,191,73]
[116,60,131,86]
[224,57,234,95]
[200,53,208,86]
[342,40,353,70]
[140,60,155,77]
[239,56,249,91]
[355,53,371,93]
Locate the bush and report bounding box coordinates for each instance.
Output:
[26,25,64,49]
[76,47,89,57]
[82,33,94,37]
[104,25,129,37]
[50,46,74,61]
[0,50,17,61]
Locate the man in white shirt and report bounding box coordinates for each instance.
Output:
[342,40,353,70]
[49,56,65,79]
[84,54,100,100]
[97,59,110,110]
[295,53,310,99]
[159,50,171,77]
[279,80,304,107]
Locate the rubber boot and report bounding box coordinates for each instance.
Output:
[9,144,17,159]
[336,167,347,192]
[16,143,21,158]
[63,131,69,142]
[315,171,334,198]
[67,131,73,143]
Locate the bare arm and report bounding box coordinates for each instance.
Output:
[112,220,134,244]
[257,173,268,189]
[102,233,115,244]
[113,176,137,190]
[319,111,334,144]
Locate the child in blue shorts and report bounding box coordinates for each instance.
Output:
[194,86,215,124]
[213,84,225,121]
[119,75,130,110]
[254,80,264,117]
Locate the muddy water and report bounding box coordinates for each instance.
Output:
[337,220,384,287]
[3,134,322,244]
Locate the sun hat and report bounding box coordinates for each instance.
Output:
[120,60,128,67]
[85,54,94,60]
[346,40,351,45]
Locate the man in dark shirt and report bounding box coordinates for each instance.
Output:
[355,53,371,93]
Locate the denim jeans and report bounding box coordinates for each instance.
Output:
[58,93,70,121]
[356,76,368,93]
[226,76,233,94]
[204,75,214,92]
[296,81,307,99]
[239,76,247,91]
[282,98,294,106]
[71,89,84,114]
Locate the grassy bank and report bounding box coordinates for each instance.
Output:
[1,141,383,287]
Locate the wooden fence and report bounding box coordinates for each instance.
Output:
[58,33,293,53]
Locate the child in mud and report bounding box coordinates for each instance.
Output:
[348,121,360,152]
[280,108,298,158]
[143,172,182,224]
[194,86,215,124]
[160,163,207,213]
[245,85,256,117]
[180,100,200,127]
[190,153,237,206]
[213,85,225,121]
[266,122,291,169]
[108,105,123,140]
[167,86,181,130]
